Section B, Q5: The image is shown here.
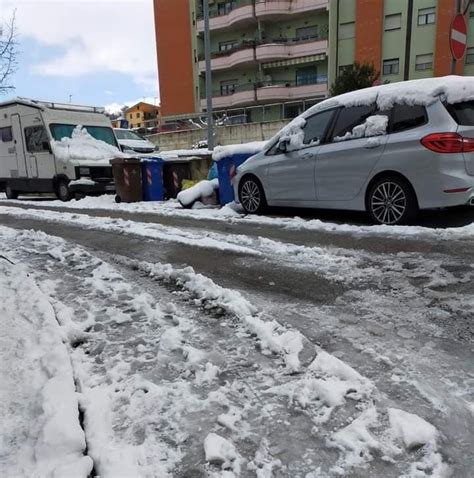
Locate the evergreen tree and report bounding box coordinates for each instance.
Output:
[330,62,380,97]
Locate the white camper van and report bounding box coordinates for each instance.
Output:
[0,98,119,200]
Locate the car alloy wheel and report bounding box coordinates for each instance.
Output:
[240,178,262,214]
[370,181,407,225]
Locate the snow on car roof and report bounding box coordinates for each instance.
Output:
[266,75,474,149]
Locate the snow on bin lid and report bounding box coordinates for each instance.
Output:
[158,149,212,162]
[267,75,474,149]
[212,141,268,161]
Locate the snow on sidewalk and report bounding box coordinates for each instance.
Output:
[2,193,473,240]
[0,226,455,477]
[0,258,92,478]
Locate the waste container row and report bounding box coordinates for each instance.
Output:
[110,152,255,205]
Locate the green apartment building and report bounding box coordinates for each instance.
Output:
[154,0,474,124]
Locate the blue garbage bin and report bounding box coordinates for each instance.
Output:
[141,158,164,201]
[216,153,256,205]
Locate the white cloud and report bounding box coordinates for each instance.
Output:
[3,0,158,96]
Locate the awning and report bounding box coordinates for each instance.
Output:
[262,53,326,69]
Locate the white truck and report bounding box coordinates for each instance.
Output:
[0,98,120,200]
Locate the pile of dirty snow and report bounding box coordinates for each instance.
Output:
[51,125,124,161]
[0,257,92,477]
[177,178,219,207]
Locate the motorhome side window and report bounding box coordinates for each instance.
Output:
[0,126,13,142]
[24,126,50,153]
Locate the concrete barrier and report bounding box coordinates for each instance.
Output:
[147,120,288,150]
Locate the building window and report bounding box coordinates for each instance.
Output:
[296,25,318,41]
[466,47,474,64]
[383,58,399,75]
[296,65,318,86]
[470,6,474,17]
[0,126,13,142]
[418,7,436,25]
[385,13,402,31]
[338,64,352,75]
[219,40,238,52]
[217,0,236,16]
[415,53,433,70]
[220,80,237,96]
[338,22,355,40]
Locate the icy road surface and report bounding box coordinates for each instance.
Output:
[0,198,472,477]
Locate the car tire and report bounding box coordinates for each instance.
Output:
[5,184,18,200]
[367,175,418,225]
[56,179,72,202]
[238,175,267,215]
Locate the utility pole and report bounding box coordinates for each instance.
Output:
[203,0,214,150]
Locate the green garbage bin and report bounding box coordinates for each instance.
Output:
[110,158,143,203]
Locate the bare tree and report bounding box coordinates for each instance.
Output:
[0,10,18,95]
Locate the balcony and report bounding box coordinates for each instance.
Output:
[197,1,256,33]
[256,77,328,102]
[200,84,256,109]
[255,0,329,19]
[198,37,327,73]
[200,77,328,110]
[198,42,256,73]
[256,37,327,62]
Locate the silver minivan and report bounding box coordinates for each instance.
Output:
[234,77,474,225]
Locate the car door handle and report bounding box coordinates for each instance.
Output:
[301,152,313,159]
[365,142,381,149]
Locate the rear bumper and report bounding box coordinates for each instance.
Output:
[69,181,115,195]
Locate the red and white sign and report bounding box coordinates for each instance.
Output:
[450,14,468,61]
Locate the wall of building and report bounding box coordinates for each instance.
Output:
[154,0,196,116]
[328,0,474,88]
[147,120,288,151]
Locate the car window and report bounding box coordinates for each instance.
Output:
[445,101,474,126]
[24,126,50,153]
[329,105,374,142]
[303,109,335,145]
[389,104,427,133]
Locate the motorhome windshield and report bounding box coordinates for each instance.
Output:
[49,124,117,146]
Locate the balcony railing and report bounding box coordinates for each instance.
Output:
[198,34,328,62]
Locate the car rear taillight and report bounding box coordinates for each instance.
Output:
[421,132,474,153]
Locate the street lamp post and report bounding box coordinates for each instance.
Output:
[203,0,214,150]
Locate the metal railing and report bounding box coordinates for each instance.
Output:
[201,76,328,99]
[198,34,328,62]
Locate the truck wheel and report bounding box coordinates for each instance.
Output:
[5,184,18,200]
[115,195,122,203]
[56,179,72,202]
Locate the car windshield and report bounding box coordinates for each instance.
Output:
[114,129,145,141]
[49,124,117,146]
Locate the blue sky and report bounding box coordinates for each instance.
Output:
[2,0,159,113]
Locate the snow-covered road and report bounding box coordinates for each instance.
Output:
[0,197,472,477]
